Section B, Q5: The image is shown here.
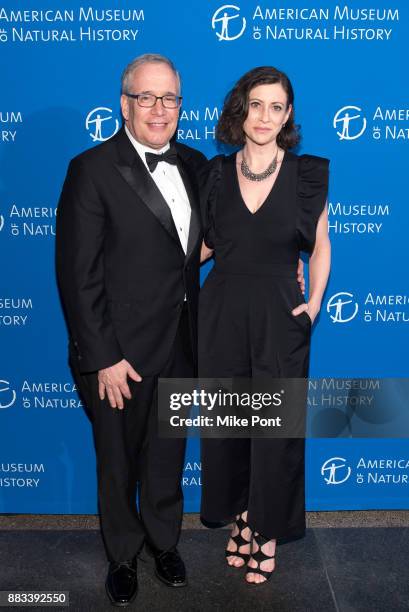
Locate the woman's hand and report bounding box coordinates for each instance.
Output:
[292,204,331,326]
[200,240,214,263]
[292,300,320,324]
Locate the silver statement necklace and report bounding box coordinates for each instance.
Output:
[241,149,278,182]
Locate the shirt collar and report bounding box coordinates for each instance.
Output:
[124,125,170,170]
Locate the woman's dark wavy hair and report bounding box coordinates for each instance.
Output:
[216,66,300,150]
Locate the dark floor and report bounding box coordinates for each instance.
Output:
[0,527,408,611]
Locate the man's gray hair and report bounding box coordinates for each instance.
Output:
[121,53,181,94]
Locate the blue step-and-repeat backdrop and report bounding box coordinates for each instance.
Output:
[0,1,408,513]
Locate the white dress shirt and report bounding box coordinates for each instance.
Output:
[125,126,191,254]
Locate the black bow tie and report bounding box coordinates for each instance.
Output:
[145,148,178,173]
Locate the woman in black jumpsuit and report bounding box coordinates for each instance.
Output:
[199,67,330,585]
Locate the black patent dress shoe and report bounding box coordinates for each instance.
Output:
[153,548,187,587]
[105,558,138,607]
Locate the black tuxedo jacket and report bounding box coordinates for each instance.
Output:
[56,127,207,375]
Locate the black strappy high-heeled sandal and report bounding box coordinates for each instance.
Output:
[245,532,276,585]
[225,515,252,567]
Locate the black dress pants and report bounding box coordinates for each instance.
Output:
[71,306,193,562]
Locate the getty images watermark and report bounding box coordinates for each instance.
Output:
[159,378,307,438]
[158,378,409,439]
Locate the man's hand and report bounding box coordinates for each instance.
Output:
[297,258,305,295]
[98,359,142,410]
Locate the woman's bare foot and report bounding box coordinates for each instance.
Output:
[246,533,276,584]
[226,511,252,568]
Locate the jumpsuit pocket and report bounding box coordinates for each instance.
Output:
[296,309,312,326]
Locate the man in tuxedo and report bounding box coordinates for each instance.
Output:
[56,54,206,606]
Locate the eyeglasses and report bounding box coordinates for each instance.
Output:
[125,93,182,109]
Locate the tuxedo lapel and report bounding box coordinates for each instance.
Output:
[114,128,181,249]
[176,152,201,262]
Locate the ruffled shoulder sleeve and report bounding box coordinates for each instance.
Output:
[297,154,329,255]
[199,154,224,249]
